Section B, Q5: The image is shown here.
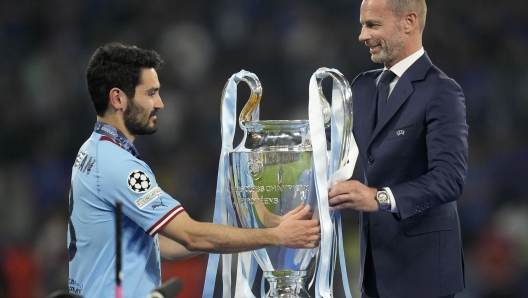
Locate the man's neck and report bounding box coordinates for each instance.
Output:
[385,38,422,69]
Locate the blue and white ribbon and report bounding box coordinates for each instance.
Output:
[203,70,259,298]
[204,68,358,298]
[309,68,357,298]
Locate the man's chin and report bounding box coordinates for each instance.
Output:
[371,53,385,64]
[136,129,157,136]
[126,124,158,136]
[143,125,158,135]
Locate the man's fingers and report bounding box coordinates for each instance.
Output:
[295,211,314,220]
[329,180,361,198]
[329,203,349,211]
[290,202,306,213]
[311,219,321,227]
[282,202,306,220]
[328,193,350,206]
[304,220,320,232]
[328,181,349,194]
[304,231,321,247]
[289,204,312,220]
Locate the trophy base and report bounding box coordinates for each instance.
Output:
[263,271,311,298]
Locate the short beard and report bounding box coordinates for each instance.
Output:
[123,100,157,136]
[372,27,405,65]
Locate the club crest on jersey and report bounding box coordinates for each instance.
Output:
[127,170,152,193]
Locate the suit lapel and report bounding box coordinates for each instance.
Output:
[362,75,380,141]
[369,77,413,144]
[367,52,433,147]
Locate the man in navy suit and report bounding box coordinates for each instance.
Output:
[328,0,468,297]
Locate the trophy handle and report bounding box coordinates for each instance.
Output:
[314,69,353,169]
[315,81,332,129]
[234,73,263,128]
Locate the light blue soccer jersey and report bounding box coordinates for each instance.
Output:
[68,123,184,298]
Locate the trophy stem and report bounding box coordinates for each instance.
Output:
[263,271,311,298]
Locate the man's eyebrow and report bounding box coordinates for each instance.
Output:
[362,19,381,27]
[146,86,160,92]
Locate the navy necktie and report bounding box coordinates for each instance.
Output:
[376,70,397,121]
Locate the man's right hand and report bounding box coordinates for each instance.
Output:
[274,204,320,249]
[160,203,320,256]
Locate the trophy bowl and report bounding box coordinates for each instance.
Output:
[229,120,318,298]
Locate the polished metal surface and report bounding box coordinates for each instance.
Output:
[229,123,317,298]
[225,68,352,297]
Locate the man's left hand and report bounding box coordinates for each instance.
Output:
[328,180,378,212]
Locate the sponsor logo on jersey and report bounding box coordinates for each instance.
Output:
[127,170,152,193]
[135,187,163,210]
[69,278,83,294]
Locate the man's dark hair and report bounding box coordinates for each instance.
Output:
[86,42,164,116]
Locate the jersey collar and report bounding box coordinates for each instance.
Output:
[94,121,141,159]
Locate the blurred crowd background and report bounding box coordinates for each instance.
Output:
[1,0,527,297]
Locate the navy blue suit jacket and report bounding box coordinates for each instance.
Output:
[352,53,468,298]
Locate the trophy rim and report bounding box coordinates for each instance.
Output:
[241,120,310,126]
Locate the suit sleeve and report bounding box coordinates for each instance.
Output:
[390,79,469,220]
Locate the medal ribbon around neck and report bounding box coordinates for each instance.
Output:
[94,121,141,159]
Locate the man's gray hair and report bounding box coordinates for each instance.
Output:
[387,0,427,31]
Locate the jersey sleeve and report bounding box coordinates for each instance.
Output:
[98,143,185,236]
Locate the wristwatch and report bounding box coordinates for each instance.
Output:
[375,188,391,211]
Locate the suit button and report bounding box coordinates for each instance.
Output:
[364,220,369,225]
[367,156,374,165]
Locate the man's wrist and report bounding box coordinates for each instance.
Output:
[375,188,391,211]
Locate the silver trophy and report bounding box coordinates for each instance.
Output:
[223,69,353,298]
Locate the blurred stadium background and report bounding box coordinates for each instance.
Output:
[0,0,527,297]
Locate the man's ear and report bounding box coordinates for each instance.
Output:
[108,88,126,111]
[403,12,418,33]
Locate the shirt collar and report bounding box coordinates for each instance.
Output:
[385,47,425,77]
[94,121,141,159]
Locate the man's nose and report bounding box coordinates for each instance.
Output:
[155,95,164,109]
[358,27,369,42]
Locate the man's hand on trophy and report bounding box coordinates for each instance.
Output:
[280,202,314,223]
[274,204,321,248]
[254,196,315,228]
[328,180,378,212]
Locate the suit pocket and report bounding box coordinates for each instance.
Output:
[404,212,454,236]
[386,124,416,140]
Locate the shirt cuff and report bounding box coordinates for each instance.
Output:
[384,187,398,213]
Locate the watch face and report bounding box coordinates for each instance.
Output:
[377,191,389,203]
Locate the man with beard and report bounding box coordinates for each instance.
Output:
[328,0,468,297]
[67,43,320,298]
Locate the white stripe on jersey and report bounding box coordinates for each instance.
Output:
[147,206,184,236]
